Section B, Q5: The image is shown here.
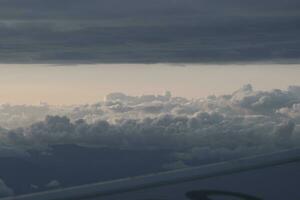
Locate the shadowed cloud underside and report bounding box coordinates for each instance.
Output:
[0,0,299,63]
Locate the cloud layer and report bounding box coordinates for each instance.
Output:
[0,0,299,63]
[1,0,299,19]
[1,85,300,166]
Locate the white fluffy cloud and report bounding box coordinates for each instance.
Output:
[1,85,300,165]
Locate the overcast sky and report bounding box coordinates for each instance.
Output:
[0,0,299,63]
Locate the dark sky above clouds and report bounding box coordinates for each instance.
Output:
[0,0,300,63]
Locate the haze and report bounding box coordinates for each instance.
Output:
[0,63,299,105]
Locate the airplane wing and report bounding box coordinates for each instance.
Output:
[2,148,300,200]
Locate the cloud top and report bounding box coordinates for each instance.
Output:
[1,85,300,166]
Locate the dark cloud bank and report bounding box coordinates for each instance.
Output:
[1,85,300,196]
[0,0,299,63]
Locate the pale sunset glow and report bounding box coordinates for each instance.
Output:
[1,63,300,104]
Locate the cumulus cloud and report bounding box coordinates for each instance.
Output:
[277,103,300,122]
[0,179,14,197]
[1,85,300,165]
[231,84,300,114]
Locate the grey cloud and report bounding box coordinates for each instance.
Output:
[0,0,299,20]
[1,85,300,127]
[277,104,300,122]
[0,0,299,63]
[2,85,300,165]
[139,104,165,114]
[230,85,300,114]
[274,120,295,140]
[106,92,171,104]
[0,114,297,162]
[1,18,299,64]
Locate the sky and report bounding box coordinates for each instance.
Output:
[0,63,300,105]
